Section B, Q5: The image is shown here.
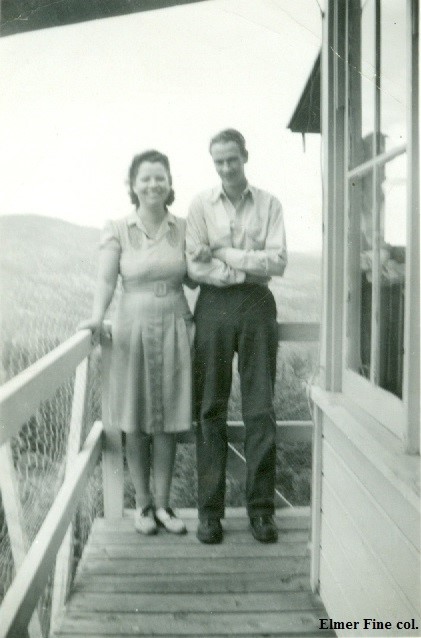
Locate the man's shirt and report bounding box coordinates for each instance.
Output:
[186,183,287,287]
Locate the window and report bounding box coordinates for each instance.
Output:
[345,0,408,431]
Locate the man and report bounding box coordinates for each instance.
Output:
[186,129,287,544]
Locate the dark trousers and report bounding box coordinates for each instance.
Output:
[194,284,278,519]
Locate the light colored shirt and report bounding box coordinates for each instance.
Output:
[186,184,287,287]
[100,211,188,286]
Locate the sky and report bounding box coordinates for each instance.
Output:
[0,0,323,252]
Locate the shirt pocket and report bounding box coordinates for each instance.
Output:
[208,202,231,247]
[245,223,265,249]
[209,221,231,248]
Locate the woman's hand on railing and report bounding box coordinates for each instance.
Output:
[77,318,106,345]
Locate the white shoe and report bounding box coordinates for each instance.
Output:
[134,505,157,535]
[154,507,187,534]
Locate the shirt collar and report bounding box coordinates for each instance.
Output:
[127,210,176,233]
[211,183,254,204]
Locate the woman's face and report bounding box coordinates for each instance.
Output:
[132,161,171,209]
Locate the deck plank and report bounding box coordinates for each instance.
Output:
[72,573,311,594]
[56,635,330,638]
[92,511,310,533]
[78,556,309,576]
[54,510,333,637]
[66,591,324,613]
[89,530,310,546]
[58,610,331,635]
[83,542,309,559]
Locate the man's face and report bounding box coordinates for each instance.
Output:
[210,141,247,188]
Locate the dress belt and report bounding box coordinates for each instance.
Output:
[122,279,181,296]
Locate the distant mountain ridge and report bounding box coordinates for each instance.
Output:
[0,214,321,379]
[1,216,100,378]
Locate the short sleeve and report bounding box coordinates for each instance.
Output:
[99,220,121,253]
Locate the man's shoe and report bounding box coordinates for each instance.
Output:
[197,518,223,544]
[249,515,278,543]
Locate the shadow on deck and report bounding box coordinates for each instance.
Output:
[53,508,334,637]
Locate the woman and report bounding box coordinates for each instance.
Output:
[79,150,194,535]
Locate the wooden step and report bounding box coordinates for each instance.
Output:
[77,556,310,576]
[66,591,324,613]
[72,572,311,595]
[89,529,310,546]
[92,508,311,532]
[57,609,333,636]
[82,541,309,559]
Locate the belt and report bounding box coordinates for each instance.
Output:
[122,279,181,297]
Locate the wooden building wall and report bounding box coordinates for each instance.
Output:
[314,405,420,637]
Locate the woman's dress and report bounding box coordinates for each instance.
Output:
[100,211,194,434]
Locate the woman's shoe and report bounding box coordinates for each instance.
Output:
[154,507,187,534]
[134,504,157,535]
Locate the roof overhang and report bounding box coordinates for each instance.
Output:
[0,0,209,37]
[287,53,321,134]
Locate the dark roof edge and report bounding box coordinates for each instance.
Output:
[0,0,209,37]
[287,52,321,134]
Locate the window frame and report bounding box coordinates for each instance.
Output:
[338,0,419,447]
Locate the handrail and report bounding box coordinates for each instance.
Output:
[50,357,91,634]
[177,421,313,444]
[0,422,103,638]
[277,322,319,341]
[0,330,94,447]
[0,329,97,638]
[0,322,319,448]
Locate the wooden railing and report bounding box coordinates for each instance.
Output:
[0,330,100,638]
[0,320,319,638]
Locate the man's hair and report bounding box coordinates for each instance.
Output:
[209,128,248,158]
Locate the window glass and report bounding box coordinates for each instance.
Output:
[377,153,406,397]
[347,170,374,379]
[349,1,406,167]
[347,155,407,396]
[348,0,376,168]
[360,0,376,154]
[379,0,407,151]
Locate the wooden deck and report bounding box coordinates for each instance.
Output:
[53,509,334,637]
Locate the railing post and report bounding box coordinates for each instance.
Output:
[0,442,43,638]
[50,356,90,634]
[101,324,124,518]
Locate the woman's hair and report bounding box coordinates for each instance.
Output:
[128,150,175,207]
[209,128,248,159]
